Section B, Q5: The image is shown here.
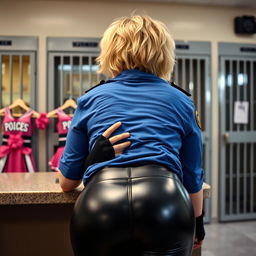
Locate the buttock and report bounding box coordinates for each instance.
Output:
[70,165,195,256]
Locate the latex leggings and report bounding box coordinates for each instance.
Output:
[70,165,195,256]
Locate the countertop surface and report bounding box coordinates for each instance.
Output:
[0,172,211,205]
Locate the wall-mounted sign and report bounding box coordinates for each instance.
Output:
[176,44,189,50]
[0,40,12,46]
[72,41,98,48]
[240,47,256,52]
[234,101,249,124]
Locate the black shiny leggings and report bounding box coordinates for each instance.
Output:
[70,165,195,256]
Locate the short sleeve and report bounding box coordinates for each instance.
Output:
[180,102,204,193]
[59,99,89,180]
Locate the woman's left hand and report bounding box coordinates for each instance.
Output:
[102,121,131,156]
[84,121,131,169]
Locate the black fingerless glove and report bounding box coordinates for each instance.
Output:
[84,135,115,170]
[195,210,205,242]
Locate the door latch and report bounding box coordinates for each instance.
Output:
[223,133,230,143]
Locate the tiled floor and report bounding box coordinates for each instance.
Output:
[202,221,256,256]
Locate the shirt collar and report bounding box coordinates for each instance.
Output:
[107,69,166,84]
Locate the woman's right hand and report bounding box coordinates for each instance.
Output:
[84,121,131,169]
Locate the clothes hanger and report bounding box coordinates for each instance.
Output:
[0,99,40,118]
[47,98,77,118]
[59,98,77,110]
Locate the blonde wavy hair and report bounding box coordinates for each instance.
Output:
[97,15,175,80]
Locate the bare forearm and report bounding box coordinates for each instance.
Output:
[189,188,203,217]
[58,169,82,192]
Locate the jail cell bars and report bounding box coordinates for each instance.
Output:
[173,58,207,131]
[220,57,256,221]
[172,57,210,163]
[52,54,103,108]
[0,53,35,108]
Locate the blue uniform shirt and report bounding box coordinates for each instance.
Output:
[59,69,204,193]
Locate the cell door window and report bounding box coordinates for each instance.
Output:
[1,54,34,108]
[52,55,102,108]
[0,37,37,109]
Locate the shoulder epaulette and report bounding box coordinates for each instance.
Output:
[84,80,106,94]
[169,81,191,97]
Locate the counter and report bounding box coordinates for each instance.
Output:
[0,172,211,256]
[0,172,81,205]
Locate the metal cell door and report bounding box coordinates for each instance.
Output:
[219,43,256,221]
[47,38,105,170]
[173,41,212,223]
[0,37,38,167]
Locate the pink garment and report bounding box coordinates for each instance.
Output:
[35,112,49,130]
[49,108,72,171]
[49,147,65,171]
[0,107,36,173]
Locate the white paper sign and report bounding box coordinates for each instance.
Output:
[234,101,249,124]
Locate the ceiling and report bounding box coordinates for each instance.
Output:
[25,0,256,8]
